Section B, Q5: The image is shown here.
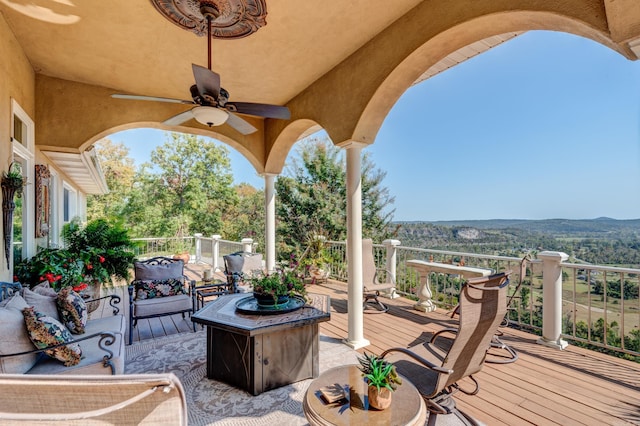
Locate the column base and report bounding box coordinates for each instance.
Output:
[343,337,370,350]
[382,289,400,299]
[537,337,568,350]
[414,302,436,313]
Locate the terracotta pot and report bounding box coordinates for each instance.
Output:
[173,253,190,263]
[368,386,392,410]
[83,281,102,313]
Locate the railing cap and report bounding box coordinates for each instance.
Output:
[538,251,569,262]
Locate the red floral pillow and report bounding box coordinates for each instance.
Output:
[133,278,185,300]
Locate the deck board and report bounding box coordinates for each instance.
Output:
[110,266,640,426]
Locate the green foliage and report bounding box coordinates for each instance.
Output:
[276,138,395,260]
[251,268,306,300]
[357,352,402,392]
[91,133,238,239]
[14,248,84,291]
[61,218,137,283]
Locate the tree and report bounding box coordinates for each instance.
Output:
[144,132,237,237]
[276,137,395,258]
[221,183,265,251]
[87,139,136,221]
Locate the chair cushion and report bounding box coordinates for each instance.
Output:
[22,307,82,367]
[22,287,59,322]
[0,294,37,374]
[133,294,192,317]
[224,254,245,275]
[56,287,88,334]
[31,281,58,297]
[134,259,184,280]
[133,278,186,300]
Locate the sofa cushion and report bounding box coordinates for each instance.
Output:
[134,259,184,280]
[31,281,58,297]
[22,307,82,367]
[0,294,37,374]
[56,287,88,334]
[28,314,126,375]
[22,288,59,322]
[133,294,192,317]
[133,278,185,300]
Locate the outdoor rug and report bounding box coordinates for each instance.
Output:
[126,330,469,425]
[126,330,360,425]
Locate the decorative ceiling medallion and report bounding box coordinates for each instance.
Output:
[150,0,267,40]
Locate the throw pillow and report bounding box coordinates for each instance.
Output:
[134,259,184,280]
[22,287,60,321]
[133,278,185,300]
[56,287,88,334]
[22,307,82,367]
[0,294,37,373]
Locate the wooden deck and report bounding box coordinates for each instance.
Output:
[100,265,640,425]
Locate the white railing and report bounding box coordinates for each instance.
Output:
[325,240,640,358]
[131,235,255,268]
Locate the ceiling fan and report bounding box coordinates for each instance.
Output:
[111,2,290,135]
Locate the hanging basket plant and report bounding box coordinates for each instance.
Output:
[2,162,27,269]
[1,162,27,197]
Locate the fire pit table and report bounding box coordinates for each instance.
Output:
[192,292,331,395]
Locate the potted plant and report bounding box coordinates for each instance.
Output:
[300,234,331,284]
[2,162,27,268]
[250,268,306,307]
[357,352,402,410]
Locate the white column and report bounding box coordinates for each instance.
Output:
[194,233,203,263]
[211,234,221,272]
[537,251,569,350]
[264,173,277,273]
[341,141,369,349]
[242,238,254,253]
[382,239,401,299]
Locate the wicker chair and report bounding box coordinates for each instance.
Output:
[0,373,187,424]
[362,238,395,313]
[381,272,510,426]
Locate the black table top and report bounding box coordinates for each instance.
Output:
[192,292,331,336]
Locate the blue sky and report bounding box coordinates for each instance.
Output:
[111,31,640,222]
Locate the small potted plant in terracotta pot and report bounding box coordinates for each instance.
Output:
[357,352,402,410]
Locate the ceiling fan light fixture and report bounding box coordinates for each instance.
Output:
[192,106,229,127]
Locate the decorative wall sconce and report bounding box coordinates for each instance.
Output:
[35,165,51,239]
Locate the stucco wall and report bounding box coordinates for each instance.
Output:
[0,12,34,280]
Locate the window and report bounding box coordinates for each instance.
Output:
[63,185,77,223]
[11,99,35,262]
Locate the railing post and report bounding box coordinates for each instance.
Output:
[194,233,203,263]
[537,251,569,350]
[382,239,401,298]
[211,235,221,272]
[242,238,253,253]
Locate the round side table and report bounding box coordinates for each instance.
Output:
[303,364,427,426]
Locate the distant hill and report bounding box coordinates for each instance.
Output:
[391,218,640,266]
[397,218,640,237]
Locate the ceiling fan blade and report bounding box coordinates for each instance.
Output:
[111,94,194,104]
[225,102,290,120]
[163,110,196,126]
[225,112,258,135]
[192,64,220,100]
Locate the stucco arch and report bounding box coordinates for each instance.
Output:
[265,119,323,174]
[272,0,636,152]
[353,11,634,145]
[77,122,265,173]
[35,74,266,172]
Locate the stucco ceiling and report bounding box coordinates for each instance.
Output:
[0,0,426,106]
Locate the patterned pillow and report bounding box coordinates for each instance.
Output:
[56,287,88,334]
[133,278,185,300]
[22,307,82,366]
